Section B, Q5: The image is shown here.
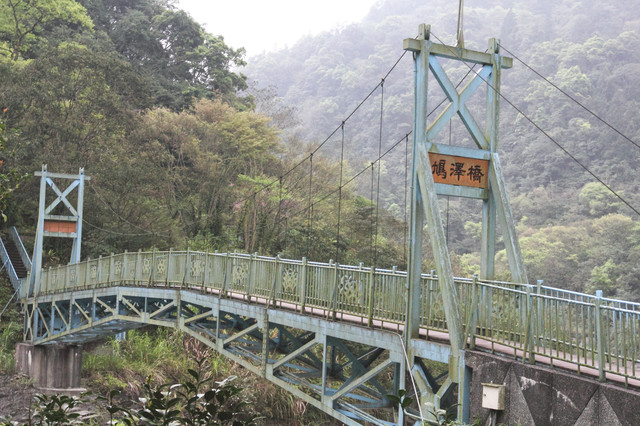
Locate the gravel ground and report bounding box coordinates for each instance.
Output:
[0,374,38,424]
[0,373,107,424]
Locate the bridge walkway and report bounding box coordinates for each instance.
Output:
[10,249,640,423]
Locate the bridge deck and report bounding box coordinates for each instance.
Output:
[19,250,640,424]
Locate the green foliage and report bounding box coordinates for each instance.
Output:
[387,389,462,425]
[0,111,27,223]
[29,392,95,425]
[0,0,93,61]
[84,328,197,391]
[78,0,251,111]
[587,259,618,296]
[0,275,23,373]
[509,213,640,298]
[243,0,640,297]
[118,361,256,425]
[579,182,623,217]
[0,321,22,372]
[386,388,414,411]
[0,360,256,425]
[0,0,638,304]
[79,329,326,424]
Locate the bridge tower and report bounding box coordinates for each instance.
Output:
[403,24,527,421]
[16,166,89,390]
[28,165,89,297]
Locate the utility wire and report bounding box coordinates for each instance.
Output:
[257,38,484,250]
[285,132,411,223]
[403,134,409,265]
[270,59,482,241]
[499,43,640,152]
[335,123,345,262]
[73,35,491,247]
[430,31,640,217]
[305,153,314,259]
[370,162,375,265]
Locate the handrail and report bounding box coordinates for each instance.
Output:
[0,236,21,291]
[24,250,640,385]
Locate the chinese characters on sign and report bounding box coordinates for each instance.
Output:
[428,153,489,189]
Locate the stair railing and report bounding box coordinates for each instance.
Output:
[9,226,31,271]
[0,236,21,291]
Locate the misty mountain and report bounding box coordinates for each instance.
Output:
[243,0,640,295]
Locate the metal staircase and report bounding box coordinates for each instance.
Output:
[0,226,31,292]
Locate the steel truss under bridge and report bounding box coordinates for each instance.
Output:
[25,285,432,425]
[21,247,640,423]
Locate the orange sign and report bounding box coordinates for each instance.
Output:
[428,153,489,189]
[44,220,77,234]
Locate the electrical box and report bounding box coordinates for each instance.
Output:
[481,383,505,410]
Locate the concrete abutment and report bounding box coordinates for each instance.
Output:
[466,351,640,425]
[15,343,83,390]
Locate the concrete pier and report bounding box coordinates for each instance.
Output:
[15,343,83,390]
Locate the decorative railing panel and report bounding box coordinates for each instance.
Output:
[251,255,276,298]
[421,274,446,330]
[304,261,333,310]
[372,268,406,324]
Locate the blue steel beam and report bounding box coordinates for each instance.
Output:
[24,286,407,425]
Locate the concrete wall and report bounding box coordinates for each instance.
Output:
[466,351,640,425]
[15,343,83,390]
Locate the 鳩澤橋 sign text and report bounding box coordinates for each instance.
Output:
[429,153,489,189]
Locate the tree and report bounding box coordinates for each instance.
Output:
[0,0,93,61]
[0,110,25,222]
[0,42,158,255]
[79,0,251,111]
[517,224,590,290]
[5,42,148,170]
[128,99,281,247]
[578,182,622,217]
[586,259,617,296]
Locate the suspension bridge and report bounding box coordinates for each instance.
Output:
[2,24,640,425]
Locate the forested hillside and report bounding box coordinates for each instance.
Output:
[244,0,640,299]
[0,0,638,301]
[0,0,404,274]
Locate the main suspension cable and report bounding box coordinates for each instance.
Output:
[234,49,411,207]
[499,43,640,152]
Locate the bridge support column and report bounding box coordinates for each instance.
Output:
[15,343,83,390]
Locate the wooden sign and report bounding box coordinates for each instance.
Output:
[44,220,77,234]
[429,153,489,189]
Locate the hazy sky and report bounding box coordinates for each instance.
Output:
[178,0,380,55]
